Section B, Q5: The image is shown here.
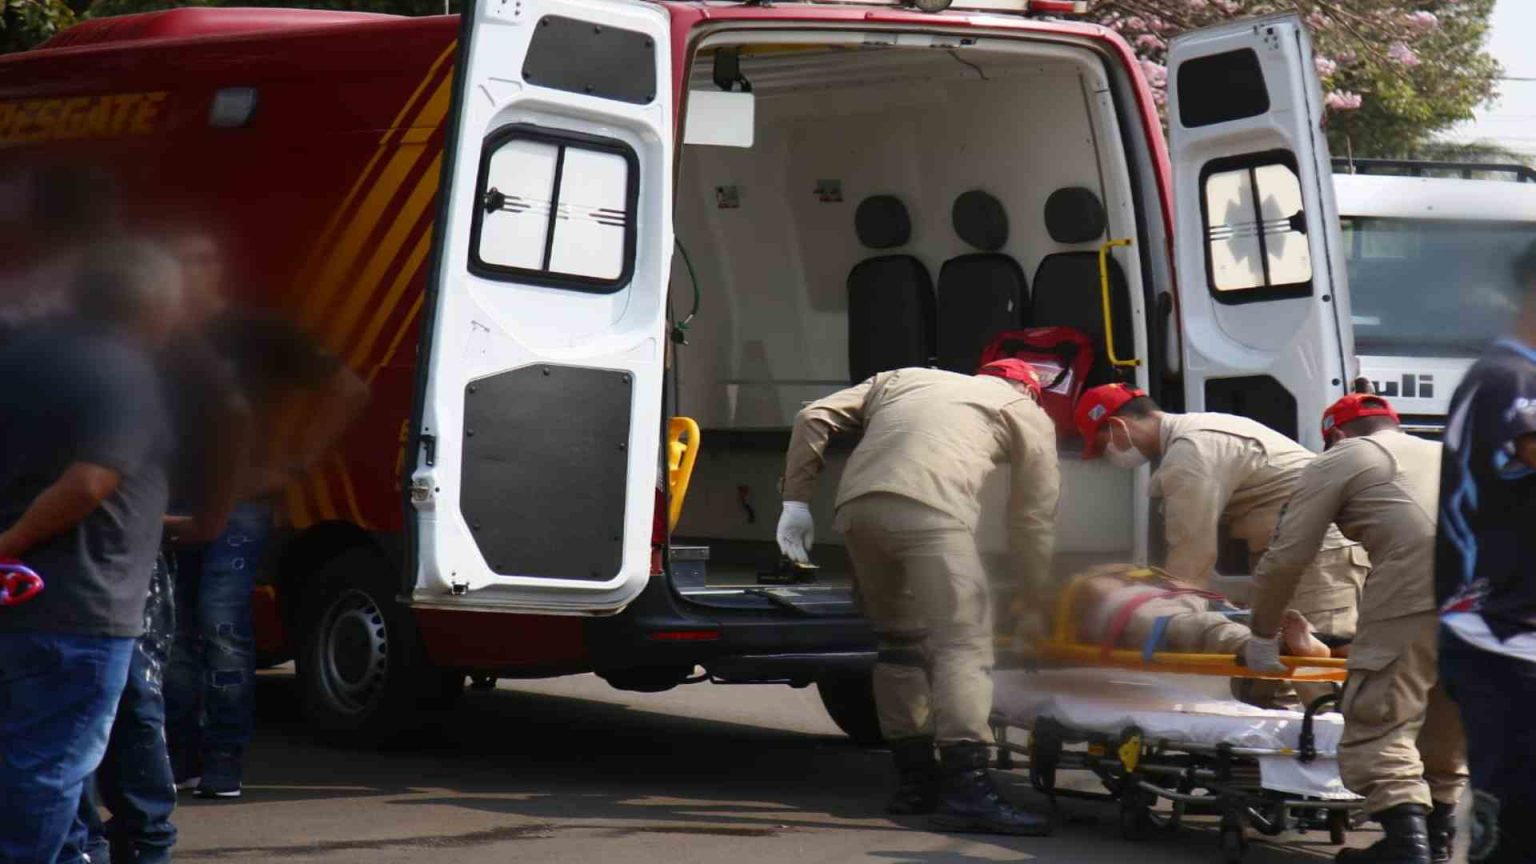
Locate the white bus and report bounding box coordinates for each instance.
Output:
[1333,159,1536,435]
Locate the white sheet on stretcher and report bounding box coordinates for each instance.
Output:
[993,668,1360,801]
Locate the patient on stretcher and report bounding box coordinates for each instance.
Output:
[1066,564,1332,660]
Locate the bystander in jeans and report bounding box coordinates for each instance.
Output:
[0,242,179,862]
[166,502,270,799]
[77,552,179,864]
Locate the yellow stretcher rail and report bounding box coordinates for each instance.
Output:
[666,417,701,532]
[1029,641,1347,682]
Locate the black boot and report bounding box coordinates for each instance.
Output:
[1427,801,1455,864]
[1335,804,1432,864]
[886,738,940,815]
[928,743,1052,836]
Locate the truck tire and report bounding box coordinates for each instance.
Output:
[817,671,884,746]
[296,547,461,746]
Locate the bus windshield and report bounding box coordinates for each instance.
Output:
[1343,216,1527,357]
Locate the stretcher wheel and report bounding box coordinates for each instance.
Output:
[1219,825,1247,863]
[1119,791,1155,840]
[1327,809,1349,845]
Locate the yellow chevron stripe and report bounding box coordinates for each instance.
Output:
[326,151,443,355]
[335,454,373,529]
[290,41,456,307]
[297,61,454,331]
[368,292,426,386]
[309,466,341,522]
[349,223,435,370]
[284,482,313,529]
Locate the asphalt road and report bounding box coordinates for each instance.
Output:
[170,670,1368,863]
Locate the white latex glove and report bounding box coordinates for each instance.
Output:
[776,501,815,564]
[1242,635,1288,675]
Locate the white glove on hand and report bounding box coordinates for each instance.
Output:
[1242,635,1288,674]
[776,501,815,564]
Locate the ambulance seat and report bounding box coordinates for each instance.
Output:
[935,190,1029,373]
[847,195,935,384]
[1030,187,1133,386]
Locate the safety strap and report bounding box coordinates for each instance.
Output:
[1142,616,1171,662]
[1101,585,1225,658]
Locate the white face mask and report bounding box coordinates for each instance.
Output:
[1102,420,1149,469]
[1105,439,1149,469]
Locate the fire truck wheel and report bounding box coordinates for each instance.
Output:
[816,670,884,746]
[297,546,455,746]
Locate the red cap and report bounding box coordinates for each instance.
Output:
[1322,394,1399,438]
[1074,383,1146,458]
[977,359,1042,399]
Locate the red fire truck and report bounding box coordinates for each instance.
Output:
[0,2,1359,744]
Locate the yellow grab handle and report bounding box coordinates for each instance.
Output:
[1099,238,1139,368]
[666,417,701,533]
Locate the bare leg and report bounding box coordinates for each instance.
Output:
[1280,609,1331,659]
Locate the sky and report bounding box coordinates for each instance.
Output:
[1446,0,1536,155]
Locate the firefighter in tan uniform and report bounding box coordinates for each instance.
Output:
[1245,395,1467,864]
[777,361,1057,836]
[1072,384,1368,639]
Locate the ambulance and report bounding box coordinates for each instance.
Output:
[0,1,1357,744]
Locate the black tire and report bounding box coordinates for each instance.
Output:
[1327,809,1349,846]
[295,547,458,747]
[1119,796,1155,841]
[816,671,884,746]
[1220,825,1248,863]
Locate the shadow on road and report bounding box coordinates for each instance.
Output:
[173,673,1358,863]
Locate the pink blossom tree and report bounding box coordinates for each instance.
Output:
[1094,0,1501,156]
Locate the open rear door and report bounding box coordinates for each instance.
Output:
[409,0,673,613]
[1167,14,1353,451]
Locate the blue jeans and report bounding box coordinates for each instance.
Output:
[81,556,178,864]
[1439,626,1536,864]
[166,503,269,766]
[0,631,133,864]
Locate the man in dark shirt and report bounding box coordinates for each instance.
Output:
[162,231,366,800]
[0,242,179,863]
[1436,238,1536,864]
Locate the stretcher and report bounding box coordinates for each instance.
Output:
[1031,566,1349,683]
[991,669,1359,862]
[985,569,1361,862]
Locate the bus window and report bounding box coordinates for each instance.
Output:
[1342,217,1525,357]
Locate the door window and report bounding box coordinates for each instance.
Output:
[1200,151,1313,303]
[1176,48,1269,128]
[471,124,638,292]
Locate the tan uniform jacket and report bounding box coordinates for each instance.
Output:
[1252,430,1441,633]
[1151,413,1358,596]
[782,368,1060,589]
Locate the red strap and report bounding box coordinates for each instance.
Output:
[1100,586,1225,657]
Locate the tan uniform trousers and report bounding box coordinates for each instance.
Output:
[838,493,994,745]
[1246,544,1367,708]
[1339,611,1468,815]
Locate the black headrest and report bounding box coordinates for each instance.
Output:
[1045,187,1107,244]
[952,190,1008,252]
[855,195,911,250]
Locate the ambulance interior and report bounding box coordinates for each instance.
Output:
[665,33,1154,609]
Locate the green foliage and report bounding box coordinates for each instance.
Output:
[1,0,75,53]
